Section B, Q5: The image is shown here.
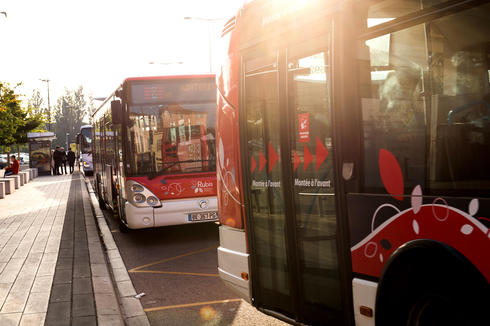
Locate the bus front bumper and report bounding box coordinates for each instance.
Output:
[124,196,218,229]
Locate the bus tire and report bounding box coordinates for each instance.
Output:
[114,195,131,233]
[98,194,106,210]
[375,240,488,326]
[118,219,131,233]
[95,174,106,210]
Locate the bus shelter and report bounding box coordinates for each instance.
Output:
[28,132,56,176]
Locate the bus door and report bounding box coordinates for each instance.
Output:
[243,35,344,324]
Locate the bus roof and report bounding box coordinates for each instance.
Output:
[123,74,215,84]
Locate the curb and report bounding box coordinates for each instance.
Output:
[84,178,151,326]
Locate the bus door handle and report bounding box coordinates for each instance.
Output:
[342,162,354,181]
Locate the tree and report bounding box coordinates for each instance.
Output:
[28,89,44,114]
[28,89,50,131]
[0,82,44,164]
[87,95,96,124]
[0,82,22,147]
[52,86,90,147]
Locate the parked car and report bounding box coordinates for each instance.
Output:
[20,152,29,165]
[0,154,7,169]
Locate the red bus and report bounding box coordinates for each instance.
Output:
[93,75,218,230]
[216,0,490,325]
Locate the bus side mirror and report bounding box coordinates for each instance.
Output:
[111,100,123,124]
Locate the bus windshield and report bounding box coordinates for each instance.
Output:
[128,102,216,176]
[80,127,92,153]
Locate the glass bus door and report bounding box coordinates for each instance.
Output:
[244,52,294,315]
[243,38,344,325]
[287,48,343,323]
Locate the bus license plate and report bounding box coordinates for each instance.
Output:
[188,212,218,222]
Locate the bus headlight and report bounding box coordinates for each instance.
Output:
[126,180,162,208]
[130,184,144,192]
[133,193,146,203]
[147,196,160,206]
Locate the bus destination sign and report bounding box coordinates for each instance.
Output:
[130,79,215,104]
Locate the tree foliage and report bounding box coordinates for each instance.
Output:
[28,88,50,131]
[28,89,44,114]
[0,82,22,147]
[0,82,44,160]
[52,86,90,147]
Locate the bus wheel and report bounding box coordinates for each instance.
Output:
[118,219,130,233]
[376,242,488,326]
[95,174,106,210]
[98,193,106,210]
[114,197,130,233]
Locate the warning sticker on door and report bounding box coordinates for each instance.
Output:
[298,113,310,143]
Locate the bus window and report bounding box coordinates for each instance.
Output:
[359,23,428,195]
[427,3,490,195]
[359,2,490,197]
[357,0,452,29]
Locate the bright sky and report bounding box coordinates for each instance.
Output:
[0,0,243,105]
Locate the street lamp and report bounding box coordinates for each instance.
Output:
[184,16,225,73]
[39,78,51,131]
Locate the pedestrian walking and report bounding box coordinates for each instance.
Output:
[60,147,68,174]
[67,148,76,174]
[51,150,55,175]
[53,146,62,175]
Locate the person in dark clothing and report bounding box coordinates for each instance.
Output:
[60,147,67,174]
[53,146,62,175]
[67,148,76,174]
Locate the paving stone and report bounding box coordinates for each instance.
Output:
[126,315,151,326]
[44,301,71,326]
[91,263,109,277]
[24,292,50,313]
[74,255,90,265]
[72,315,97,326]
[53,268,72,284]
[112,267,131,282]
[121,297,146,318]
[89,252,106,264]
[49,283,71,303]
[56,257,73,270]
[0,313,22,326]
[58,248,73,258]
[59,240,74,249]
[30,275,54,293]
[92,276,113,294]
[98,314,125,326]
[1,286,30,313]
[95,293,120,315]
[73,277,93,295]
[19,312,46,326]
[72,293,95,317]
[116,280,137,297]
[0,258,24,283]
[0,283,13,307]
[73,262,91,278]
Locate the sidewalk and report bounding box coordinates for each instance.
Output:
[0,172,125,325]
